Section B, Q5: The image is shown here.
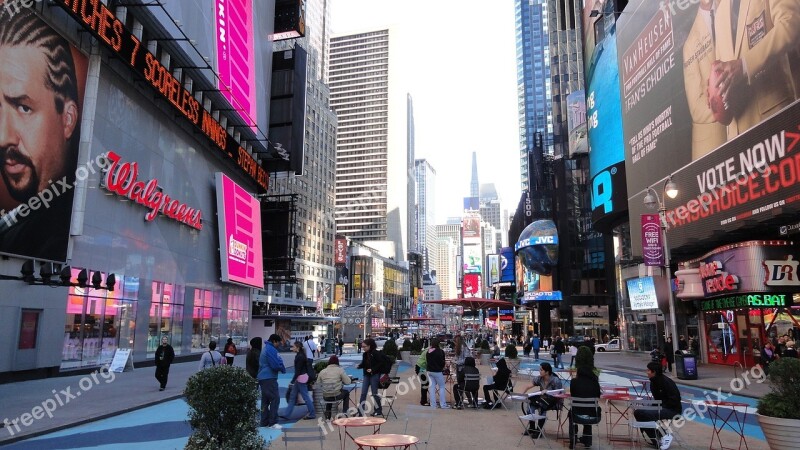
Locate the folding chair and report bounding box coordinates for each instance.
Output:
[628,398,665,449]
[489,378,514,410]
[378,377,398,419]
[461,372,481,409]
[518,411,553,448]
[319,381,346,420]
[281,426,325,450]
[569,397,602,449]
[404,405,434,450]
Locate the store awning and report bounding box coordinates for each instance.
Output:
[422,298,514,311]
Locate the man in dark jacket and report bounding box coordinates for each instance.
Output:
[554,337,566,369]
[246,337,263,378]
[633,362,682,449]
[154,337,175,391]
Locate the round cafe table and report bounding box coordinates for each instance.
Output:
[354,433,419,450]
[332,416,386,450]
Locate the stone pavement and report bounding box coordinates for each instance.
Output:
[0,347,769,449]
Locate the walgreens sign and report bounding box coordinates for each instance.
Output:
[102,151,203,229]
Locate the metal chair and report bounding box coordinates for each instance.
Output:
[281,426,325,450]
[319,381,346,420]
[568,397,602,449]
[378,376,398,419]
[628,398,664,449]
[518,411,553,448]
[461,372,481,409]
[404,405,434,450]
[489,378,514,410]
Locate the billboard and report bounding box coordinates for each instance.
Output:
[462,213,481,241]
[499,247,515,283]
[463,244,483,274]
[0,9,87,262]
[618,0,800,254]
[567,90,589,157]
[215,0,257,125]
[334,238,347,265]
[215,173,264,289]
[463,273,482,298]
[586,16,627,230]
[641,214,664,266]
[627,276,659,310]
[486,254,500,287]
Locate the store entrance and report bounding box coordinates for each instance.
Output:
[705,307,800,367]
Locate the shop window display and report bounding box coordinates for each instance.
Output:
[227,293,249,348]
[148,282,185,357]
[61,270,138,370]
[192,289,222,352]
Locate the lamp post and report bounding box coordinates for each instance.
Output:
[644,176,680,375]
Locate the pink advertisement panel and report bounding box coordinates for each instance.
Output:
[214,0,257,125]
[215,173,264,288]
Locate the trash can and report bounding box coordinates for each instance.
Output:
[675,350,698,380]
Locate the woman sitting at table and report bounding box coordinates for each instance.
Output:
[520,362,563,437]
[317,355,353,419]
[481,357,512,409]
[568,362,601,448]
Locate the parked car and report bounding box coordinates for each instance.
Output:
[595,338,621,352]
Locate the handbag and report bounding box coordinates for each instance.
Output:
[378,374,391,389]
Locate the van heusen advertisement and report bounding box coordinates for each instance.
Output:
[618,0,800,256]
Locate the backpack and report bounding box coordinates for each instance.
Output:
[375,350,392,374]
[307,363,317,383]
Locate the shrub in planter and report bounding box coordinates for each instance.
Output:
[382,339,399,359]
[313,360,329,374]
[757,357,800,419]
[184,365,266,450]
[505,343,518,359]
[401,339,413,352]
[480,340,491,354]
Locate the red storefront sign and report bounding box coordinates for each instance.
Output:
[334,238,347,265]
[102,151,203,229]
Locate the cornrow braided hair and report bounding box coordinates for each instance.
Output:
[0,8,78,114]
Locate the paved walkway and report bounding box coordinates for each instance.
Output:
[0,348,769,449]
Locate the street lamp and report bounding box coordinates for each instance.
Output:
[644,176,680,375]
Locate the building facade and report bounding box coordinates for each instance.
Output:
[414,159,437,271]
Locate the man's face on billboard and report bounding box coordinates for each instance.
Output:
[0,45,77,202]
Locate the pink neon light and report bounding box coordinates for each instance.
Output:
[218,174,264,288]
[214,0,257,125]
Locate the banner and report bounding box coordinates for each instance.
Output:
[627,276,659,310]
[641,214,664,266]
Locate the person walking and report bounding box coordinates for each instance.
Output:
[223,337,237,366]
[452,335,470,409]
[356,336,362,354]
[198,341,225,370]
[426,338,448,409]
[532,334,541,360]
[569,343,578,368]
[664,337,675,373]
[258,334,287,429]
[303,335,317,360]
[280,341,316,421]
[337,335,344,356]
[245,336,262,379]
[356,338,384,417]
[154,336,174,391]
[554,337,566,369]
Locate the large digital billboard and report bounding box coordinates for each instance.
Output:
[215,173,264,289]
[0,8,87,262]
[463,244,482,274]
[567,90,588,157]
[627,276,659,311]
[618,0,800,255]
[499,247,515,283]
[215,0,257,125]
[463,273,481,298]
[585,10,627,230]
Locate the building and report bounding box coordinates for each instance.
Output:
[0,1,292,379]
[516,0,553,191]
[329,28,410,260]
[414,159,437,271]
[262,0,338,318]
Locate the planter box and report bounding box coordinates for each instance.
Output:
[480,353,491,366]
[400,351,412,363]
[757,413,800,450]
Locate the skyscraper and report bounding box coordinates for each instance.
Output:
[470,151,479,198]
[329,28,410,260]
[415,159,437,271]
[516,0,552,191]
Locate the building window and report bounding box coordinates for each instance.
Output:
[149,281,186,356]
[192,289,222,352]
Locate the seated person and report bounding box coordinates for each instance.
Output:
[491,343,502,357]
[633,362,682,449]
[569,365,601,449]
[482,357,512,409]
[519,362,563,437]
[457,356,481,408]
[317,355,353,419]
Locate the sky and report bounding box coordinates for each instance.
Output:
[328,0,521,225]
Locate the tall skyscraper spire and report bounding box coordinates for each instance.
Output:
[470,151,479,197]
